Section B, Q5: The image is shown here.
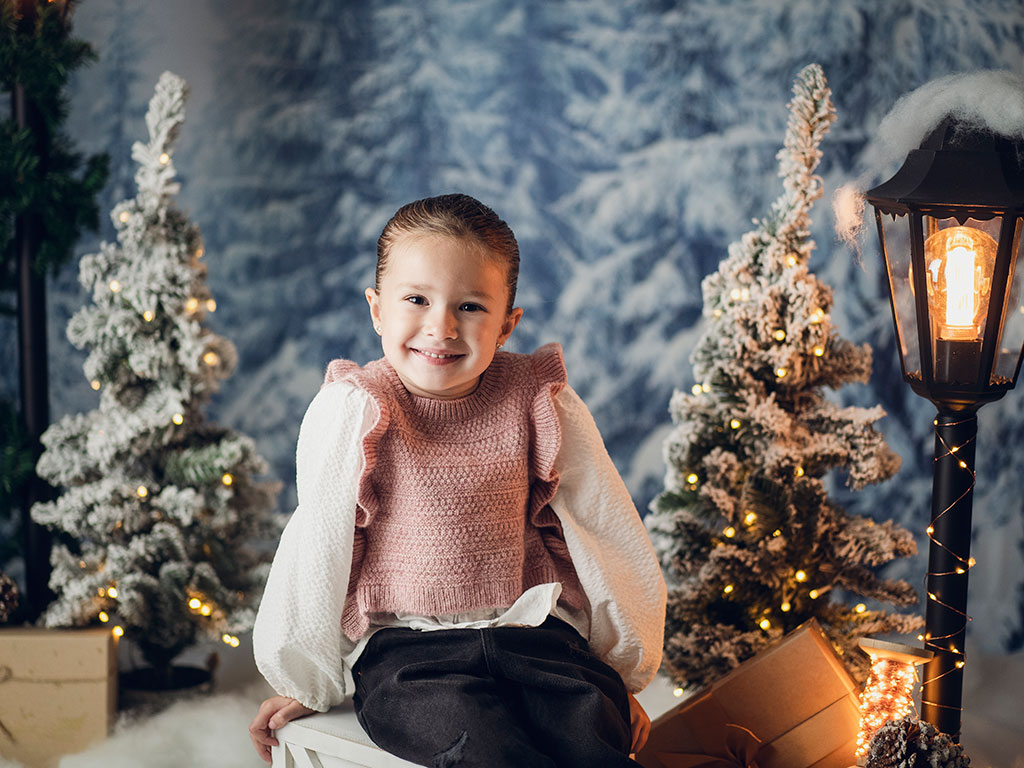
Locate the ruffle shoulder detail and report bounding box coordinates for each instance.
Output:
[322,357,391,527]
[528,343,567,519]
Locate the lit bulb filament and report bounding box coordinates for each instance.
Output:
[942,236,976,329]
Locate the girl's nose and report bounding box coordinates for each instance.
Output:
[425,306,458,339]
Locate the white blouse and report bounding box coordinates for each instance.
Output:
[253,380,667,712]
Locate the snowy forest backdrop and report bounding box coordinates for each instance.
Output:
[3,0,1024,654]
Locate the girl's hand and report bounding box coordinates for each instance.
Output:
[627,691,651,755]
[249,695,316,764]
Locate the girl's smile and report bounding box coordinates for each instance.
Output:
[365,233,522,399]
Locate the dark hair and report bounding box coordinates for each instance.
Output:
[376,193,520,313]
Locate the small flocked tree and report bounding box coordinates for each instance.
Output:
[646,64,923,689]
[31,72,280,678]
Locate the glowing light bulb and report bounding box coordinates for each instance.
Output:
[701,382,711,392]
[222,473,234,486]
[956,660,965,669]
[781,601,791,612]
[787,255,797,266]
[203,351,220,366]
[730,419,741,429]
[109,280,122,293]
[809,589,820,599]
[119,211,130,224]
[90,380,101,390]
[723,584,734,595]
[723,526,736,538]
[691,384,702,395]
[98,611,109,622]
[968,557,976,567]
[186,297,199,313]
[196,247,205,259]
[923,225,997,340]
[206,299,217,312]
[775,367,788,378]
[159,153,170,165]
[112,625,124,638]
[143,310,155,322]
[673,687,684,697]
[136,485,148,498]
[200,604,212,616]
[172,413,184,425]
[686,473,699,485]
[813,346,825,357]
[959,461,967,469]
[855,603,867,613]
[774,329,787,341]
[222,633,233,644]
[795,466,805,477]
[730,288,742,300]
[795,570,807,582]
[189,598,202,610]
[811,308,825,323]
[743,511,757,526]
[759,618,771,630]
[107,587,119,599]
[772,529,781,537]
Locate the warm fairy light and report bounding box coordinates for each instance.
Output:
[196,246,205,259]
[723,584,735,595]
[780,601,791,612]
[918,634,926,641]
[968,557,976,567]
[702,382,711,392]
[775,367,788,378]
[686,473,699,485]
[203,351,220,366]
[759,618,771,630]
[206,299,217,312]
[813,345,825,357]
[112,626,124,638]
[809,589,820,599]
[189,598,202,610]
[98,611,109,622]
[222,473,234,486]
[172,413,184,425]
[186,297,200,313]
[97,587,106,597]
[787,255,797,266]
[856,603,867,613]
[723,526,736,538]
[811,307,825,323]
[136,485,148,498]
[90,379,101,390]
[743,511,757,526]
[109,280,122,293]
[159,153,170,165]
[119,211,131,224]
[959,460,967,469]
[856,655,918,759]
[795,466,805,477]
[772,528,781,537]
[928,592,937,601]
[107,587,119,599]
[927,525,934,535]
[795,570,807,582]
[691,384,702,395]
[731,288,742,300]
[713,309,722,318]
[200,604,212,616]
[774,329,787,341]
[956,660,965,669]
[730,419,742,429]
[143,310,155,322]
[221,633,240,647]
[673,687,685,697]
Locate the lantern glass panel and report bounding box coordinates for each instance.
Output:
[991,217,1024,385]
[923,216,1000,385]
[877,211,921,379]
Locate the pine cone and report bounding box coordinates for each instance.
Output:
[0,572,19,624]
[866,716,970,768]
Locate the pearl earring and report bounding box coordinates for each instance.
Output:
[374,325,382,335]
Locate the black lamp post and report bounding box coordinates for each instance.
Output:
[866,117,1024,740]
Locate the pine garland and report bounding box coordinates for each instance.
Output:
[647,64,923,689]
[30,72,281,671]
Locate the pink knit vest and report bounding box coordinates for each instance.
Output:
[324,344,585,642]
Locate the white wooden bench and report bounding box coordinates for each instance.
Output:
[271,701,419,768]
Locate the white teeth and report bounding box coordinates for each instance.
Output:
[418,350,457,359]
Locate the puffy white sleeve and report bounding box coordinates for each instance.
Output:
[252,381,373,711]
[548,385,667,693]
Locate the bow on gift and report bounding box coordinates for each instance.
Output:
[655,723,762,768]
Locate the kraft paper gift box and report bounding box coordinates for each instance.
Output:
[0,627,117,768]
[637,619,860,768]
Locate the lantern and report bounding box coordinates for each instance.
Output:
[866,116,1024,739]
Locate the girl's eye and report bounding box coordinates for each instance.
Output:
[459,303,485,313]
[405,295,426,305]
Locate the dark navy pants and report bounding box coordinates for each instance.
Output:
[351,616,638,767]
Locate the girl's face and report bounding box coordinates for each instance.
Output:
[365,233,522,399]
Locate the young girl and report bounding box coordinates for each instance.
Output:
[249,194,667,767]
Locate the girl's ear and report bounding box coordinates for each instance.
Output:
[365,288,383,332]
[498,307,524,346]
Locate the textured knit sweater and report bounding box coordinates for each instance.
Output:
[253,344,667,712]
[326,344,585,641]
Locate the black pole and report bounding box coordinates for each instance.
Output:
[12,71,54,621]
[920,411,976,740]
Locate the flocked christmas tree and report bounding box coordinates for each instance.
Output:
[646,64,923,689]
[31,72,280,678]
